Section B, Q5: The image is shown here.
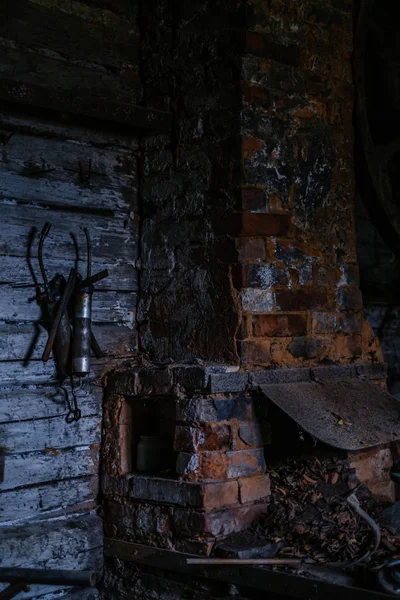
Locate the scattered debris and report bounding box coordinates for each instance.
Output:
[220,453,400,569]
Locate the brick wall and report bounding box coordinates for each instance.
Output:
[138,0,383,370]
[138,0,244,364]
[230,0,382,368]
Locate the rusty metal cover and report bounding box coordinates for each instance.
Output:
[259,378,400,450]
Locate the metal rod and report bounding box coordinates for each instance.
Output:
[42,268,77,362]
[38,222,51,291]
[0,568,97,587]
[186,558,302,566]
[83,228,91,279]
[79,268,109,290]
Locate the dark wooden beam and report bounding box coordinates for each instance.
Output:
[104,538,391,600]
[0,79,171,134]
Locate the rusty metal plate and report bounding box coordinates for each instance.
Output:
[259,378,400,450]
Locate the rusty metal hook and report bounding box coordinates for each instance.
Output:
[38,222,52,294]
[67,376,82,422]
[83,228,91,279]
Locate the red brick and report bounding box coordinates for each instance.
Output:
[336,287,363,311]
[311,312,336,334]
[237,340,271,365]
[234,421,263,449]
[242,82,271,108]
[174,423,232,453]
[245,31,300,67]
[173,503,269,538]
[315,265,340,287]
[253,314,307,337]
[238,474,271,504]
[215,213,290,237]
[275,289,329,311]
[233,263,287,289]
[128,475,239,510]
[333,334,362,360]
[312,312,362,335]
[202,481,239,510]
[177,396,256,424]
[224,448,266,479]
[337,313,362,334]
[340,263,360,286]
[242,136,265,159]
[104,499,173,544]
[235,237,267,262]
[175,421,263,454]
[348,445,395,503]
[288,336,329,359]
[176,448,266,482]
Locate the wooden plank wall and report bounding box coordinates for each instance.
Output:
[0,109,139,599]
[0,0,142,122]
[0,2,142,595]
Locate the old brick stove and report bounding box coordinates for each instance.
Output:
[101,363,400,590]
[97,1,400,598]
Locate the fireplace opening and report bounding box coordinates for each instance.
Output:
[119,396,177,477]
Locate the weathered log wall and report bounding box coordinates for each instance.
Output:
[0,0,141,590]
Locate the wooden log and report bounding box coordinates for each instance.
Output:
[0,512,102,600]
[0,568,97,586]
[0,360,57,384]
[0,40,141,104]
[0,127,138,185]
[0,130,138,212]
[0,286,136,324]
[0,355,123,384]
[0,446,99,491]
[0,0,140,70]
[0,202,139,265]
[0,110,140,147]
[0,383,102,423]
[0,323,136,363]
[0,511,103,563]
[0,414,101,454]
[0,476,98,525]
[30,589,99,600]
[0,255,138,292]
[0,586,99,600]
[0,75,170,132]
